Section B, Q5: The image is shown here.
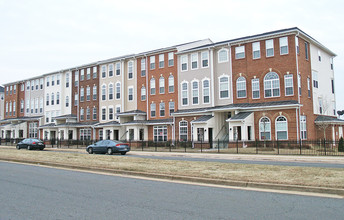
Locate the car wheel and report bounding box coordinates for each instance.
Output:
[16,145,20,150]
[27,145,31,150]
[39,148,44,151]
[121,152,126,155]
[88,147,93,154]
[107,148,113,155]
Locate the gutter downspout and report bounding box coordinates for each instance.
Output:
[210,48,215,107]
[145,55,149,141]
[295,32,300,141]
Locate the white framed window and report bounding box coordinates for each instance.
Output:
[39,98,43,113]
[236,76,246,98]
[87,68,91,80]
[300,115,307,140]
[192,80,199,105]
[101,66,106,78]
[191,53,198,69]
[80,129,91,140]
[298,74,301,95]
[159,54,164,68]
[46,77,49,87]
[201,51,209,68]
[74,93,78,106]
[115,105,121,120]
[80,69,85,81]
[20,100,24,113]
[128,86,134,101]
[252,42,260,59]
[86,107,90,120]
[86,87,90,101]
[307,78,311,98]
[51,76,54,86]
[93,66,97,78]
[203,79,210,104]
[150,78,156,95]
[51,93,55,105]
[40,78,43,89]
[219,48,229,62]
[159,76,165,94]
[46,93,49,106]
[150,103,156,117]
[235,46,245,59]
[319,98,323,114]
[101,85,106,101]
[150,56,155,69]
[159,102,165,117]
[13,101,16,115]
[295,36,299,54]
[109,107,114,120]
[66,73,70,88]
[333,102,336,116]
[141,59,146,77]
[219,76,229,98]
[305,42,309,59]
[252,78,260,99]
[45,112,49,123]
[330,58,333,70]
[169,101,174,116]
[276,116,288,140]
[81,87,85,102]
[80,108,84,121]
[153,126,167,142]
[181,82,188,106]
[284,74,294,96]
[93,107,97,120]
[116,62,121,76]
[128,61,133,79]
[266,39,274,57]
[27,81,30,90]
[56,92,60,105]
[168,75,174,93]
[259,117,271,140]
[116,82,121,99]
[35,79,39,89]
[141,86,146,101]
[109,64,114,77]
[181,55,188,71]
[93,85,97,100]
[312,71,318,88]
[179,121,188,141]
[65,96,69,107]
[280,37,288,55]
[108,84,114,100]
[264,72,280,97]
[74,71,79,86]
[101,108,106,121]
[168,52,174,66]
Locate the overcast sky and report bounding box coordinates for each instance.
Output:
[1,0,343,110]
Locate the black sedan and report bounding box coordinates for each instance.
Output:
[16,138,45,150]
[86,140,130,155]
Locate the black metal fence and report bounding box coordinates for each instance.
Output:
[1,138,344,156]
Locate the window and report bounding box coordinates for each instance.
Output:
[169,101,174,116]
[46,93,49,106]
[331,79,335,94]
[40,79,43,89]
[9,101,12,115]
[116,63,121,76]
[51,93,54,105]
[179,121,188,141]
[252,78,260,99]
[191,53,198,69]
[102,108,106,121]
[305,42,309,59]
[75,71,79,86]
[182,82,188,105]
[159,54,164,68]
[159,76,165,94]
[298,74,301,95]
[201,51,209,67]
[29,122,38,138]
[45,112,49,123]
[80,129,91,141]
[235,46,245,59]
[86,107,90,120]
[333,102,336,116]
[20,100,24,113]
[319,98,323,114]
[264,72,280,97]
[86,87,90,101]
[276,116,288,140]
[56,92,60,104]
[168,75,174,93]
[101,85,106,101]
[330,58,333,70]
[80,108,84,121]
[80,69,84,81]
[150,56,155,69]
[141,59,146,76]
[203,79,210,104]
[40,98,43,113]
[66,96,69,107]
[181,55,187,71]
[219,48,229,61]
[300,115,307,140]
[150,78,156,95]
[30,99,33,113]
[116,106,120,120]
[279,37,288,55]
[160,102,165,117]
[168,52,174,66]
[312,71,318,88]
[93,85,97,100]
[128,61,133,79]
[109,107,114,120]
[26,100,30,113]
[259,117,271,140]
[51,76,55,86]
[153,126,167,142]
[108,84,113,100]
[5,102,8,116]
[192,81,199,105]
[109,64,114,77]
[46,77,49,87]
[66,73,70,88]
[219,76,229,98]
[80,87,85,102]
[116,82,121,99]
[150,103,156,117]
[35,79,39,89]
[236,76,246,98]
[93,66,97,78]
[318,50,321,62]
[295,36,299,54]
[252,42,260,59]
[141,86,146,101]
[307,78,311,98]
[13,101,16,115]
[27,81,30,90]
[10,85,12,95]
[284,74,293,96]
[93,107,97,120]
[74,93,78,106]
[101,66,106,78]
[266,39,274,57]
[128,87,133,101]
[99,130,103,140]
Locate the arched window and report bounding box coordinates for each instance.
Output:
[179,120,188,141]
[56,92,60,104]
[264,72,280,97]
[276,116,288,140]
[66,96,69,107]
[159,76,165,94]
[218,49,228,62]
[51,93,54,105]
[259,117,271,140]
[141,86,146,101]
[168,75,174,93]
[46,93,49,106]
[181,82,188,105]
[236,76,246,98]
[108,84,114,100]
[150,78,156,95]
[102,85,106,101]
[116,82,121,99]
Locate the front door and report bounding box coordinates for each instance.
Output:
[208,128,213,148]
[113,130,119,140]
[68,130,73,140]
[234,126,242,140]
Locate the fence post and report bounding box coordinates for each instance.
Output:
[201,139,203,153]
[324,139,327,156]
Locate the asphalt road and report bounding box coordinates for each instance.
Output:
[0,162,343,220]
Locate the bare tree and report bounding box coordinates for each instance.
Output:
[317,98,331,140]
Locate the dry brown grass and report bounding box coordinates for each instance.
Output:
[0,148,343,189]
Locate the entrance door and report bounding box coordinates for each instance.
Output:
[208,128,213,148]
[68,130,73,140]
[50,131,56,144]
[139,129,144,141]
[113,130,119,140]
[234,126,242,140]
[19,130,24,138]
[247,126,252,141]
[197,128,204,141]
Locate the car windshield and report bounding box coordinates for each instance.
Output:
[31,139,41,143]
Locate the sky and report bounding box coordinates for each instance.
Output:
[0,0,344,109]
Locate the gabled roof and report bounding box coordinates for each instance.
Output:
[191,115,214,124]
[94,121,121,127]
[229,112,252,121]
[53,114,77,120]
[116,110,146,116]
[315,115,344,124]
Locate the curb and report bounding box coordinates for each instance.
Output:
[1,157,343,197]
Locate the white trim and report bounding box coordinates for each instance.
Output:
[218,74,230,99]
[259,116,271,141]
[284,74,294,96]
[202,77,210,104]
[128,60,134,80]
[218,48,229,62]
[279,36,289,55]
[181,80,189,106]
[251,78,260,99]
[275,115,288,140]
[181,55,188,72]
[265,39,274,57]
